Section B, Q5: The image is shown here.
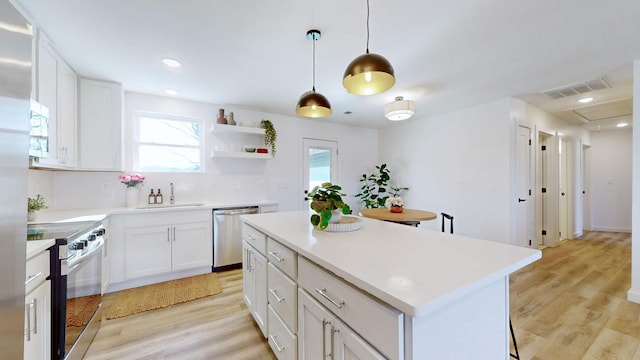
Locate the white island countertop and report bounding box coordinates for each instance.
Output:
[241,210,541,318]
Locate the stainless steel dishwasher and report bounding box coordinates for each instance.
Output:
[213,206,259,271]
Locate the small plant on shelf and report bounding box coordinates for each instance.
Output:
[28,194,47,212]
[261,119,277,156]
[307,182,351,230]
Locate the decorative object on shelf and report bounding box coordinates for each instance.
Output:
[307,182,352,230]
[227,111,236,125]
[296,29,332,118]
[27,194,47,221]
[355,163,408,208]
[342,0,395,95]
[384,96,415,121]
[261,119,277,156]
[119,172,145,207]
[216,108,227,124]
[385,197,405,213]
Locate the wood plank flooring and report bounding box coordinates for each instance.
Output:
[85,231,639,360]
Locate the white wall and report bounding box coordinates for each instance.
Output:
[28,92,379,211]
[379,98,515,243]
[589,129,632,232]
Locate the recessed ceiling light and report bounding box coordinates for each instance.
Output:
[162,58,182,68]
[165,89,179,96]
[578,97,593,104]
[617,122,628,128]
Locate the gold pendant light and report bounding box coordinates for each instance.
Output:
[296,29,332,118]
[343,0,395,95]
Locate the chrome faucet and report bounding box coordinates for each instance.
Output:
[170,182,175,204]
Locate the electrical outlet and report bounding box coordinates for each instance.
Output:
[102,183,110,192]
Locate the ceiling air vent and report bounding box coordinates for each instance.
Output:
[541,77,611,99]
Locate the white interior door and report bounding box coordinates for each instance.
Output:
[515,124,534,247]
[540,133,559,247]
[582,144,592,231]
[302,138,338,210]
[559,138,570,240]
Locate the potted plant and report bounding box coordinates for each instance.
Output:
[27,194,47,221]
[307,182,351,230]
[261,119,277,156]
[385,196,405,213]
[355,163,409,208]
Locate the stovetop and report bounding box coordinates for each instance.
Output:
[27,220,102,241]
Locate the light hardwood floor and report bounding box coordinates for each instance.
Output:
[85,231,638,360]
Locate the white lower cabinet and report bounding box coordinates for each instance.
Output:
[24,250,51,360]
[268,305,297,360]
[243,240,268,337]
[125,211,211,279]
[298,289,384,360]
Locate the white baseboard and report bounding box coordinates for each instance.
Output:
[628,289,640,304]
[590,226,632,233]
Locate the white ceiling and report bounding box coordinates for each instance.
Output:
[14,0,640,129]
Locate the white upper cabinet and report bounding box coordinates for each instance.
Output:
[78,78,123,171]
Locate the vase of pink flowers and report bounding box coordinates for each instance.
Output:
[119,173,145,207]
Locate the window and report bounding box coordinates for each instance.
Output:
[134,113,203,172]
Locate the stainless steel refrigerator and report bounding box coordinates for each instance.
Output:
[0,0,31,358]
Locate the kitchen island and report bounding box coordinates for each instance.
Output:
[241,210,541,359]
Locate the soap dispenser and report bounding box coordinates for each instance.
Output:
[156,189,163,204]
[148,189,156,205]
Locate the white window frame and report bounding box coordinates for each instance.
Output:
[132,111,205,172]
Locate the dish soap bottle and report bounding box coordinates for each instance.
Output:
[156,189,163,204]
[148,189,156,205]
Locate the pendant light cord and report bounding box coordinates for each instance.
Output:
[312,33,316,92]
[365,0,370,54]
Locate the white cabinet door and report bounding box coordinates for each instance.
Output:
[172,222,211,271]
[24,280,51,360]
[243,240,268,338]
[298,289,384,360]
[78,78,122,170]
[57,61,77,166]
[35,35,58,160]
[125,226,172,278]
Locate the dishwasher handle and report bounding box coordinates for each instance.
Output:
[214,207,259,216]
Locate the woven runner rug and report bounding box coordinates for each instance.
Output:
[106,272,222,320]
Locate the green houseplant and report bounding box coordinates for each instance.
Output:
[261,119,277,156]
[27,194,47,221]
[307,182,351,230]
[355,163,409,208]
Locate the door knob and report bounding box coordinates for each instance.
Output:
[518,198,526,202]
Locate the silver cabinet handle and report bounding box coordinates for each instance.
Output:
[173,227,176,241]
[246,234,255,241]
[268,288,284,303]
[25,272,43,286]
[269,334,286,353]
[330,326,339,360]
[322,319,330,359]
[25,302,31,341]
[167,228,170,242]
[315,288,344,309]
[32,298,38,334]
[268,251,284,262]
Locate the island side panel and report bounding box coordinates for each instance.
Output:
[404,277,509,359]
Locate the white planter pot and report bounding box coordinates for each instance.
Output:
[126,187,139,207]
[329,209,342,223]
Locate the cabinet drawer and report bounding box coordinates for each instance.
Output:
[298,257,403,359]
[268,305,297,360]
[267,238,296,279]
[25,251,49,294]
[243,224,267,256]
[268,263,297,332]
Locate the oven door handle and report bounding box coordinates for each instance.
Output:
[63,241,103,275]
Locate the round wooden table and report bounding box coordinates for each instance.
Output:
[359,208,437,226]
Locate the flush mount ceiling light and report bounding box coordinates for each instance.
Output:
[342,0,395,95]
[578,97,594,104]
[617,122,629,128]
[296,29,332,118]
[384,96,414,121]
[161,57,182,68]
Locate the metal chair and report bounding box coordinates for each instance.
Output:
[441,212,453,234]
[440,212,520,359]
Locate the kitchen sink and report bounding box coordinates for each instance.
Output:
[136,202,205,209]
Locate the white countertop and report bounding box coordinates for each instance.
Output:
[26,239,55,260]
[28,201,277,224]
[241,210,541,318]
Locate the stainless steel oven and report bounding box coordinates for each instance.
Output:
[28,220,105,360]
